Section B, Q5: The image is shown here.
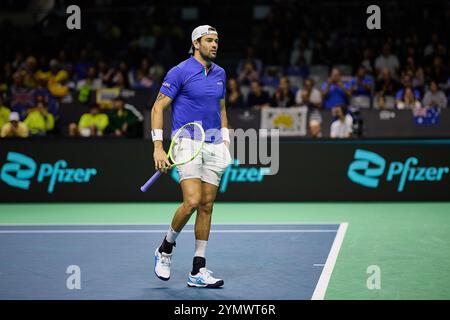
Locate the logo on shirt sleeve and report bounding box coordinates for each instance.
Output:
[162,82,171,88]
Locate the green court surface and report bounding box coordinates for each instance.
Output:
[1,202,449,300]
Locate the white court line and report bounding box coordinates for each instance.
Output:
[0,229,338,234]
[313,264,325,267]
[0,223,342,226]
[311,222,349,300]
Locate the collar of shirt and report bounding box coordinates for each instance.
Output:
[189,56,215,75]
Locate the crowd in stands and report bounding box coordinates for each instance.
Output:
[227,39,449,138]
[0,1,449,139]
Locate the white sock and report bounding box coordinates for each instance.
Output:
[194,240,208,258]
[166,226,179,244]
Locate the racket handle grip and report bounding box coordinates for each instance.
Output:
[140,171,163,192]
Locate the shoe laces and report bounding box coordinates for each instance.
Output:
[160,253,172,267]
[199,268,213,279]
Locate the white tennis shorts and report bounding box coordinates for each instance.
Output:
[175,139,232,186]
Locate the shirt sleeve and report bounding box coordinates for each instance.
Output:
[159,66,182,99]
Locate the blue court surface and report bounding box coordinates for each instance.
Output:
[0,224,345,300]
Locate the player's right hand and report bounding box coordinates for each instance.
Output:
[154,147,171,173]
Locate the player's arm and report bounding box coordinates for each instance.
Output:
[151,92,172,172]
[220,98,230,148]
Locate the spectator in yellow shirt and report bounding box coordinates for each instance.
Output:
[68,103,109,137]
[48,59,70,98]
[23,98,55,136]
[0,95,11,129]
[1,112,29,138]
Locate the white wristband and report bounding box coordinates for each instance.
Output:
[151,129,163,141]
[221,127,230,143]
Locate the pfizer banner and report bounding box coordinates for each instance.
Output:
[0,139,449,202]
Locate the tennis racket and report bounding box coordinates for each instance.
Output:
[140,122,205,192]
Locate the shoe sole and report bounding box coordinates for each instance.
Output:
[154,270,170,281]
[187,280,224,288]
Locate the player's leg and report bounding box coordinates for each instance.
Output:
[154,138,203,281]
[154,178,202,281]
[187,141,231,287]
[193,181,218,271]
[187,181,225,288]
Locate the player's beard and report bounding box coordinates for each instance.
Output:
[200,48,216,61]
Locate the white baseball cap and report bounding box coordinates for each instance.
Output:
[9,112,20,122]
[188,25,218,54]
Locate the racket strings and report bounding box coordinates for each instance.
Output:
[170,123,204,165]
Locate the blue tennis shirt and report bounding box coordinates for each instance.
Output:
[159,56,226,143]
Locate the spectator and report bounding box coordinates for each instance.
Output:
[74,49,94,81]
[311,32,330,65]
[10,70,34,119]
[427,56,449,85]
[395,74,421,104]
[98,60,115,86]
[376,95,386,109]
[402,65,425,95]
[111,70,130,89]
[424,32,441,59]
[69,103,109,137]
[47,59,70,99]
[130,58,154,89]
[375,43,400,78]
[33,75,58,117]
[264,36,286,67]
[361,47,375,74]
[396,87,422,109]
[290,34,312,67]
[295,78,322,108]
[76,66,102,90]
[349,66,373,97]
[288,35,310,77]
[261,66,280,88]
[238,61,259,86]
[376,68,398,97]
[321,68,351,109]
[11,51,24,70]
[236,46,263,77]
[309,119,322,138]
[0,62,13,94]
[247,80,271,109]
[423,80,447,108]
[226,78,245,109]
[77,66,102,104]
[0,95,11,128]
[23,56,38,89]
[107,97,142,137]
[1,112,29,138]
[330,105,353,138]
[271,77,296,107]
[58,50,72,74]
[23,98,55,136]
[286,54,309,78]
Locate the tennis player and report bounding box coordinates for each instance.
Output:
[150,25,231,288]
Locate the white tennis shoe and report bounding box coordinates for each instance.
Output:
[154,248,172,281]
[187,268,224,288]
